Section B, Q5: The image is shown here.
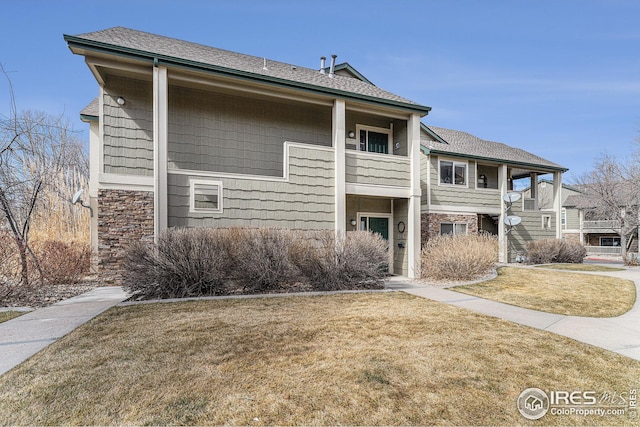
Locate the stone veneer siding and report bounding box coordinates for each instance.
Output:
[421,213,479,246]
[98,189,154,284]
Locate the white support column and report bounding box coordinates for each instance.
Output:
[333,99,346,236]
[553,171,563,239]
[530,172,538,209]
[153,65,168,242]
[579,209,584,244]
[498,164,508,263]
[408,113,421,279]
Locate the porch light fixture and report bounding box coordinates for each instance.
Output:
[350,219,357,226]
[348,130,355,138]
[116,97,126,106]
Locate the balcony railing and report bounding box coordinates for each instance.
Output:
[583,220,620,230]
[585,245,622,255]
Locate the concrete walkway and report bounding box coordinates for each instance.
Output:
[387,266,640,361]
[0,287,129,376]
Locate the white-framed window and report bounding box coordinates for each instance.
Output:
[189,179,223,213]
[600,237,621,246]
[356,124,392,154]
[561,208,566,229]
[476,163,499,189]
[542,215,552,230]
[440,223,468,236]
[439,159,467,186]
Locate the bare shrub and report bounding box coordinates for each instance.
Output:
[291,230,389,291]
[526,238,586,264]
[32,240,90,285]
[228,228,298,292]
[420,233,498,281]
[122,228,234,300]
[624,253,639,266]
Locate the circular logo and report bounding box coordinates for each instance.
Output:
[517,388,549,420]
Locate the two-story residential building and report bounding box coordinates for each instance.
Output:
[65,27,567,281]
[527,179,639,255]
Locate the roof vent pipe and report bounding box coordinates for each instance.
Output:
[329,54,337,78]
[320,56,326,74]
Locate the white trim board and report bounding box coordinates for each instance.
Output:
[169,141,333,182]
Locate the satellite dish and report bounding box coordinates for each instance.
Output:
[504,215,522,226]
[72,189,84,205]
[502,192,521,204]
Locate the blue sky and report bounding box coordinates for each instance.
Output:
[1,0,639,182]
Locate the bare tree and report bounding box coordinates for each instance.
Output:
[0,64,87,286]
[578,152,640,256]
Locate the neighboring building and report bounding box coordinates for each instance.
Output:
[564,191,639,255]
[65,27,567,281]
[523,179,583,242]
[526,179,639,255]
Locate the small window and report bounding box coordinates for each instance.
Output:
[440,223,467,236]
[357,125,391,154]
[561,208,566,229]
[190,179,223,213]
[440,160,467,186]
[542,215,551,230]
[600,237,621,246]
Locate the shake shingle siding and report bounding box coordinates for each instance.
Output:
[508,203,556,261]
[345,153,410,187]
[103,77,153,176]
[167,145,335,229]
[428,156,501,210]
[168,85,331,176]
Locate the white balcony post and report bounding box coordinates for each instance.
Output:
[530,172,538,210]
[153,65,168,241]
[498,164,508,263]
[553,171,562,239]
[333,99,346,236]
[408,113,421,279]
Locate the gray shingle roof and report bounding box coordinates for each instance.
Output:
[422,125,566,171]
[66,27,429,113]
[80,97,99,117]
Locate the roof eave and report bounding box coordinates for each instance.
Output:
[80,114,98,123]
[65,35,432,116]
[423,148,568,173]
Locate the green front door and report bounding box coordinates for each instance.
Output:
[367,217,389,241]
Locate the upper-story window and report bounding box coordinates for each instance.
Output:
[357,125,391,154]
[439,159,467,186]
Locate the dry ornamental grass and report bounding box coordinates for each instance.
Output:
[421,233,498,281]
[0,293,638,426]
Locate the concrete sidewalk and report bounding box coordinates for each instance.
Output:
[0,287,129,376]
[387,267,640,361]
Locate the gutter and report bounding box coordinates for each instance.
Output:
[64,35,432,116]
[420,146,568,173]
[80,114,98,123]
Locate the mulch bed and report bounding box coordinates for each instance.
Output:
[0,276,101,309]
